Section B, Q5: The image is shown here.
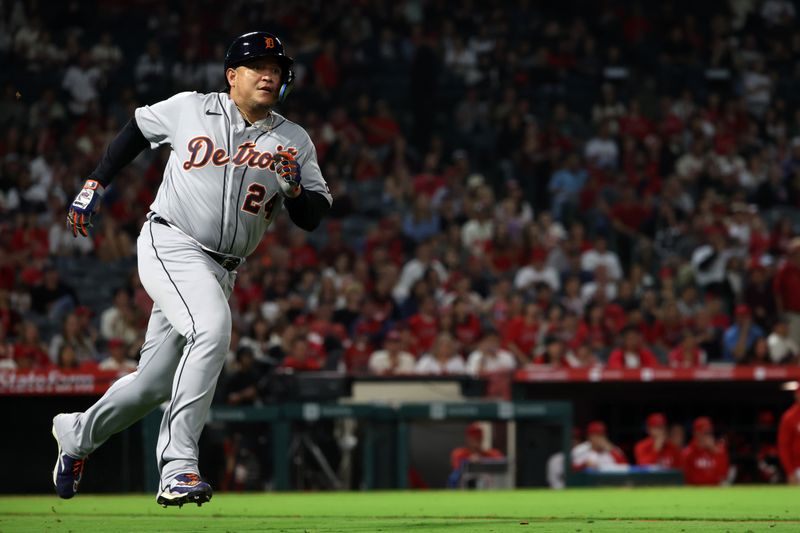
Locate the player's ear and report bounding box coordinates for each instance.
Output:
[225,67,237,89]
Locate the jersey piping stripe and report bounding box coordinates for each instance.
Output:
[228,129,269,254]
[215,94,232,251]
[149,222,197,490]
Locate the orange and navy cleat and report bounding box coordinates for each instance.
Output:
[52,422,87,499]
[157,473,213,508]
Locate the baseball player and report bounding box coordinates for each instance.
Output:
[778,388,800,484]
[51,31,332,507]
[680,417,729,485]
[633,413,682,469]
[571,421,628,471]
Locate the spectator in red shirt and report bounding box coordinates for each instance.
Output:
[681,417,729,485]
[533,336,572,367]
[0,288,21,338]
[312,40,339,90]
[503,302,541,366]
[0,322,14,369]
[607,325,661,369]
[12,321,51,370]
[287,229,319,271]
[450,297,482,353]
[778,389,800,484]
[649,301,687,354]
[773,237,800,347]
[280,336,322,372]
[407,295,440,353]
[619,100,654,141]
[59,344,100,371]
[610,185,652,266]
[343,331,373,373]
[668,331,707,368]
[363,99,401,147]
[634,413,682,469]
[411,152,446,198]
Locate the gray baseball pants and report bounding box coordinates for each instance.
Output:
[53,219,236,492]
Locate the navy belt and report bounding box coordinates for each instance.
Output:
[150,215,242,271]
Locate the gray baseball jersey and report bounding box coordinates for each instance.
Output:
[135,91,332,257]
[53,90,331,497]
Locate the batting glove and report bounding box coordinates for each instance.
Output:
[275,150,301,198]
[67,179,104,238]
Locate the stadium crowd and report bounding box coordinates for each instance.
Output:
[0,0,799,388]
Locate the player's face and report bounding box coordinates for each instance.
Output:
[230,57,282,108]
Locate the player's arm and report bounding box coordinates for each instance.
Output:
[283,189,331,232]
[67,118,150,237]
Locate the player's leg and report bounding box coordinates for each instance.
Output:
[138,221,236,505]
[52,304,184,498]
[54,306,183,456]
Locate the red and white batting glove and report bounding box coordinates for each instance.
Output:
[67,179,104,238]
[275,150,301,198]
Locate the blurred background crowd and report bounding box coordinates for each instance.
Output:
[1,0,800,393]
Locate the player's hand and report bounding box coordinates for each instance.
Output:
[67,179,104,238]
[274,150,301,198]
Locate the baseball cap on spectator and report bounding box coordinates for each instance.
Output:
[20,266,43,286]
[385,330,402,342]
[757,410,775,427]
[734,304,751,318]
[621,324,640,336]
[107,338,125,350]
[544,335,562,346]
[693,416,713,434]
[75,306,93,318]
[646,413,667,428]
[587,421,606,436]
[730,202,749,214]
[747,258,766,272]
[530,248,548,263]
[466,173,485,189]
[466,422,483,439]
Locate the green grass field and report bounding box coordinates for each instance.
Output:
[1,487,798,532]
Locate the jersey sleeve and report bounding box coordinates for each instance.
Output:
[134,91,197,149]
[295,130,333,206]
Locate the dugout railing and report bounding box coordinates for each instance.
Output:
[141,400,573,492]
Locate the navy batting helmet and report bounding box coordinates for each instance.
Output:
[224,31,295,102]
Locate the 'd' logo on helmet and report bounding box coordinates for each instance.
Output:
[264,37,275,49]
